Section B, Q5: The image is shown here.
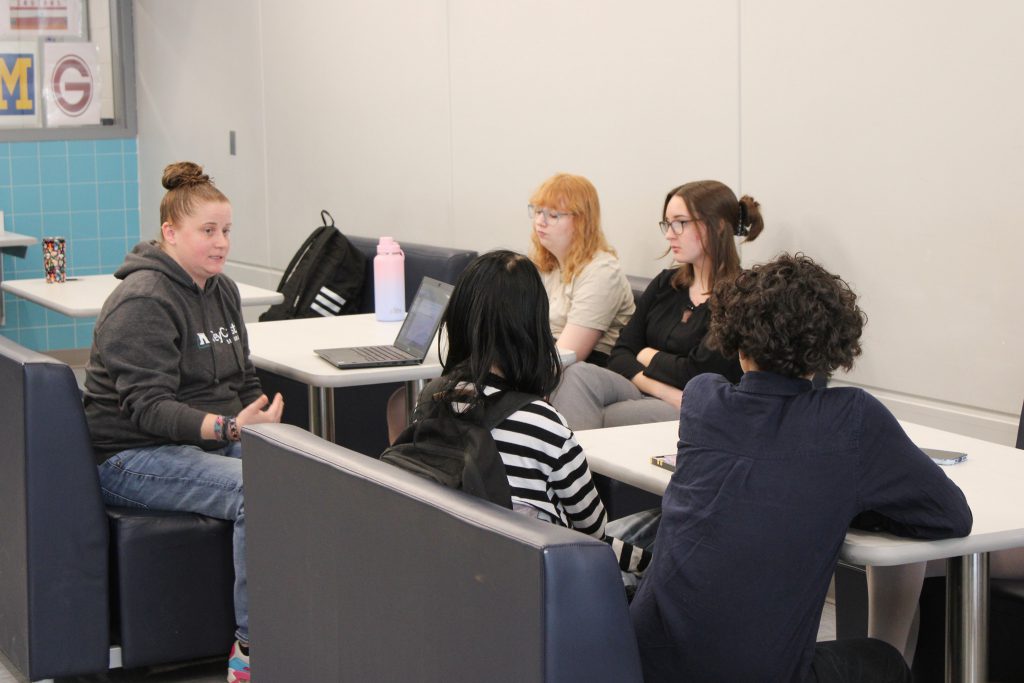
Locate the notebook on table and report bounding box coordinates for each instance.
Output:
[314,277,453,369]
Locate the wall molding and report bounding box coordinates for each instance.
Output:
[223,253,1023,449]
[224,260,282,291]
[831,379,1020,448]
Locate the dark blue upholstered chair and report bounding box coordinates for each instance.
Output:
[0,337,234,680]
[244,422,643,681]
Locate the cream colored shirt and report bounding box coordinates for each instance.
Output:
[540,250,635,357]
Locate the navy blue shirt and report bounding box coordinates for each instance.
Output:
[630,371,972,682]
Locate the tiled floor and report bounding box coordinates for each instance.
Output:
[0,599,837,681]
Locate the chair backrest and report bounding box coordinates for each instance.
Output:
[0,337,109,679]
[347,235,478,313]
[626,274,652,303]
[1017,399,1023,450]
[244,423,643,682]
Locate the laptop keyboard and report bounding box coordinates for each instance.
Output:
[353,345,410,362]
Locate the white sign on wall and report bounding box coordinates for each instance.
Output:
[43,41,99,126]
[0,0,85,39]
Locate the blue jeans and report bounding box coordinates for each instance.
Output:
[97,442,248,644]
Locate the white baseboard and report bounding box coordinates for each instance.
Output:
[224,262,284,323]
[223,261,283,291]
[830,379,1020,447]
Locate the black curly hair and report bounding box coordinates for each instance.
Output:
[706,253,866,378]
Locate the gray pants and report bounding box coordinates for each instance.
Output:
[551,361,679,431]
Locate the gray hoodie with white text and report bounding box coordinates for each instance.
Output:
[84,241,264,463]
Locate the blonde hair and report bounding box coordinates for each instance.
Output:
[528,173,614,283]
[158,161,229,236]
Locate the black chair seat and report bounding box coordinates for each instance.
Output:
[106,508,235,668]
[0,338,238,680]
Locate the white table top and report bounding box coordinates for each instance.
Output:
[246,313,447,388]
[0,232,36,249]
[575,419,1024,567]
[246,313,578,390]
[0,273,283,318]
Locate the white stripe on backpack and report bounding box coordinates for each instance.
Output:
[312,287,345,316]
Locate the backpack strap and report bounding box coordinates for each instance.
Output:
[285,226,337,309]
[277,228,321,289]
[478,390,541,430]
[414,378,540,428]
[412,376,448,422]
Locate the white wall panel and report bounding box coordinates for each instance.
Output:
[132,0,1023,441]
[740,1,1024,422]
[257,0,453,268]
[133,1,269,264]
[447,0,739,276]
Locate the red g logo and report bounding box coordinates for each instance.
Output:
[51,55,93,116]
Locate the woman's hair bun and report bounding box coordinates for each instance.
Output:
[162,161,210,191]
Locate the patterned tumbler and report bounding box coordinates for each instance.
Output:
[43,237,66,283]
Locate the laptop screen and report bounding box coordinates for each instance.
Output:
[393,277,453,357]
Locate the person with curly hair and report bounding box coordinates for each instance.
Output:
[628,253,972,682]
[551,180,759,430]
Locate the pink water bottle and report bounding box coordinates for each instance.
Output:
[374,236,405,321]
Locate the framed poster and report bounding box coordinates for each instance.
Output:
[0,0,85,39]
[0,41,39,127]
[43,41,99,125]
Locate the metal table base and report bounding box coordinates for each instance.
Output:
[945,552,989,683]
[308,378,428,443]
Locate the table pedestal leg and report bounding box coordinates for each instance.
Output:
[308,386,335,442]
[405,378,427,425]
[945,552,989,683]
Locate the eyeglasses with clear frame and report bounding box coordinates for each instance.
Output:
[528,205,574,224]
[658,218,698,236]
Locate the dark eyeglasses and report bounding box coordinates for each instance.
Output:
[658,218,697,235]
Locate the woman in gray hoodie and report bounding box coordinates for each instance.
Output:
[84,161,282,683]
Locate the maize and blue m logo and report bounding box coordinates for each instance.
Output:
[0,54,35,116]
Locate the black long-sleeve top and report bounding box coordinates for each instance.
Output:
[607,269,742,390]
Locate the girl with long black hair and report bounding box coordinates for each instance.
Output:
[424,249,649,575]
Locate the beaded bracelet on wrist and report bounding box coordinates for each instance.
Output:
[213,415,226,442]
[226,416,241,442]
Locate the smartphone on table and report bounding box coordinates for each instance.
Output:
[651,454,677,471]
[922,448,968,466]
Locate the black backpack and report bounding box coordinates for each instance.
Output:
[259,210,365,321]
[380,381,539,508]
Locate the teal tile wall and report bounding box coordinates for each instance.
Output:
[0,138,140,351]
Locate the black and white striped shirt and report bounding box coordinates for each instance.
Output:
[476,383,651,574]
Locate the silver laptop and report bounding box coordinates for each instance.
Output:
[314,277,453,369]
